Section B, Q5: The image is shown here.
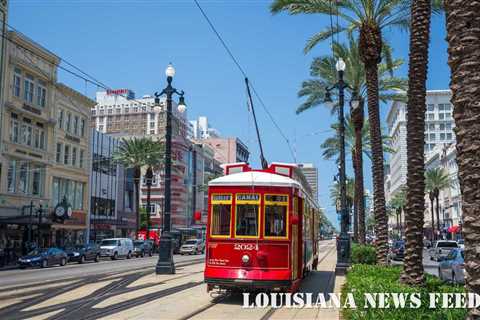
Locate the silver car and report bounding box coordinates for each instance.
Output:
[179,239,205,255]
[438,248,464,284]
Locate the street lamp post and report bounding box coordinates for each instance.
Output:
[155,63,186,275]
[145,166,153,240]
[324,58,354,275]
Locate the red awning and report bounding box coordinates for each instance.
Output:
[448,225,460,233]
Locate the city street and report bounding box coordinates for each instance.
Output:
[390,249,440,277]
[0,240,336,320]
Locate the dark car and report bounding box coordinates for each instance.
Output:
[18,247,68,269]
[389,240,405,261]
[65,243,100,263]
[133,240,153,258]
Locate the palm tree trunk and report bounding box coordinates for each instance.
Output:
[359,23,388,265]
[352,149,359,243]
[435,193,441,239]
[445,1,480,317]
[401,0,431,286]
[430,198,435,241]
[353,107,365,244]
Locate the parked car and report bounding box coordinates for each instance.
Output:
[431,240,459,261]
[389,240,405,261]
[133,240,153,257]
[18,247,68,268]
[99,238,133,260]
[438,248,464,284]
[65,243,100,263]
[457,239,465,249]
[179,239,205,255]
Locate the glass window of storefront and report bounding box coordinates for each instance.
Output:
[52,177,85,210]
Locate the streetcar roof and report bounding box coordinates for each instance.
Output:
[208,171,301,188]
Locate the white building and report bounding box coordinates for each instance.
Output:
[385,90,454,201]
[189,116,220,140]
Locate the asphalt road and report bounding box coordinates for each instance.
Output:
[0,253,205,288]
[390,248,440,276]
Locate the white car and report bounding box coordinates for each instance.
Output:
[179,239,205,255]
[431,240,459,261]
[99,238,134,260]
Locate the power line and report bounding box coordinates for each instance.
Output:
[193,0,296,162]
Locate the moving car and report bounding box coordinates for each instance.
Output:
[431,240,459,261]
[438,248,464,284]
[99,238,133,260]
[133,240,153,257]
[65,243,100,263]
[179,239,205,255]
[18,247,68,268]
[389,240,405,261]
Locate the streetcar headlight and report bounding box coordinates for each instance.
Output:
[242,254,250,264]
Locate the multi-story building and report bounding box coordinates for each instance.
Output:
[0,31,93,250]
[297,163,318,202]
[424,143,462,236]
[203,137,249,164]
[189,116,220,140]
[89,129,136,241]
[92,89,191,230]
[385,90,454,200]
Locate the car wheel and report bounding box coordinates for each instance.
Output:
[41,259,48,268]
[60,258,67,266]
[127,251,131,259]
[19,265,26,269]
[94,254,100,262]
[141,251,145,258]
[112,252,118,260]
[149,250,152,257]
[79,255,86,264]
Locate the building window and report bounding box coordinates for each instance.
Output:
[430,133,436,141]
[446,123,452,130]
[80,119,85,137]
[440,133,446,140]
[66,113,72,132]
[438,104,445,111]
[446,113,451,119]
[58,109,64,129]
[447,133,453,140]
[52,177,85,210]
[427,104,434,112]
[56,143,62,163]
[98,125,104,132]
[74,116,79,136]
[72,147,77,166]
[116,108,121,114]
[445,104,452,111]
[149,129,155,135]
[32,170,41,196]
[91,109,96,115]
[64,145,70,165]
[439,113,445,120]
[7,160,16,192]
[428,114,434,120]
[36,81,46,107]
[13,68,21,97]
[108,108,113,114]
[429,124,435,130]
[150,121,155,128]
[10,117,19,143]
[18,162,29,193]
[79,149,84,168]
[439,123,445,130]
[24,75,34,103]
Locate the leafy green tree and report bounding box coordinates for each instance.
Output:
[425,168,452,239]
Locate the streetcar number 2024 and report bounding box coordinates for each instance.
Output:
[234,243,258,251]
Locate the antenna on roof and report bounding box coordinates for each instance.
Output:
[245,77,268,170]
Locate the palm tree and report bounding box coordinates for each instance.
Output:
[425,168,451,239]
[389,187,406,239]
[271,0,409,265]
[298,36,405,245]
[330,177,355,236]
[445,2,480,317]
[114,137,164,237]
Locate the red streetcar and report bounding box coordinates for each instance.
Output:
[204,162,320,293]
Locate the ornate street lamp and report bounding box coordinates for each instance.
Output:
[324,58,357,274]
[155,63,186,275]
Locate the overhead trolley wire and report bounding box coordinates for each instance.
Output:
[193,0,296,163]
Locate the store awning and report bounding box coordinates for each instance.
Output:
[448,225,461,233]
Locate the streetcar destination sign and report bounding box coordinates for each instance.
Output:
[237,194,260,201]
[212,194,231,201]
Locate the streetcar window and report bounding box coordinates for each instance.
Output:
[211,204,231,236]
[235,204,259,237]
[265,204,287,237]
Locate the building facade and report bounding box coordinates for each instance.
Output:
[0,31,92,251]
[203,137,249,164]
[89,129,136,241]
[297,163,318,202]
[385,90,454,201]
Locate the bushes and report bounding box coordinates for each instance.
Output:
[351,243,376,265]
[341,264,467,320]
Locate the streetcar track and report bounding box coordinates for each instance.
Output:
[178,293,229,320]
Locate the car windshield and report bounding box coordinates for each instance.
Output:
[185,240,197,245]
[27,249,46,256]
[438,242,458,248]
[134,241,144,246]
[393,241,404,248]
[101,240,119,246]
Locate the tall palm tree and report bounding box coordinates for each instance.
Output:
[389,187,406,239]
[298,36,405,245]
[425,168,451,238]
[271,0,409,264]
[114,137,164,237]
[445,2,480,317]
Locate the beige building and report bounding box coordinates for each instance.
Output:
[203,137,249,165]
[0,31,92,250]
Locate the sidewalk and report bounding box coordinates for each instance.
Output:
[270,246,345,320]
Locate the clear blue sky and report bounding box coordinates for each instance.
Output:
[9,0,450,228]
